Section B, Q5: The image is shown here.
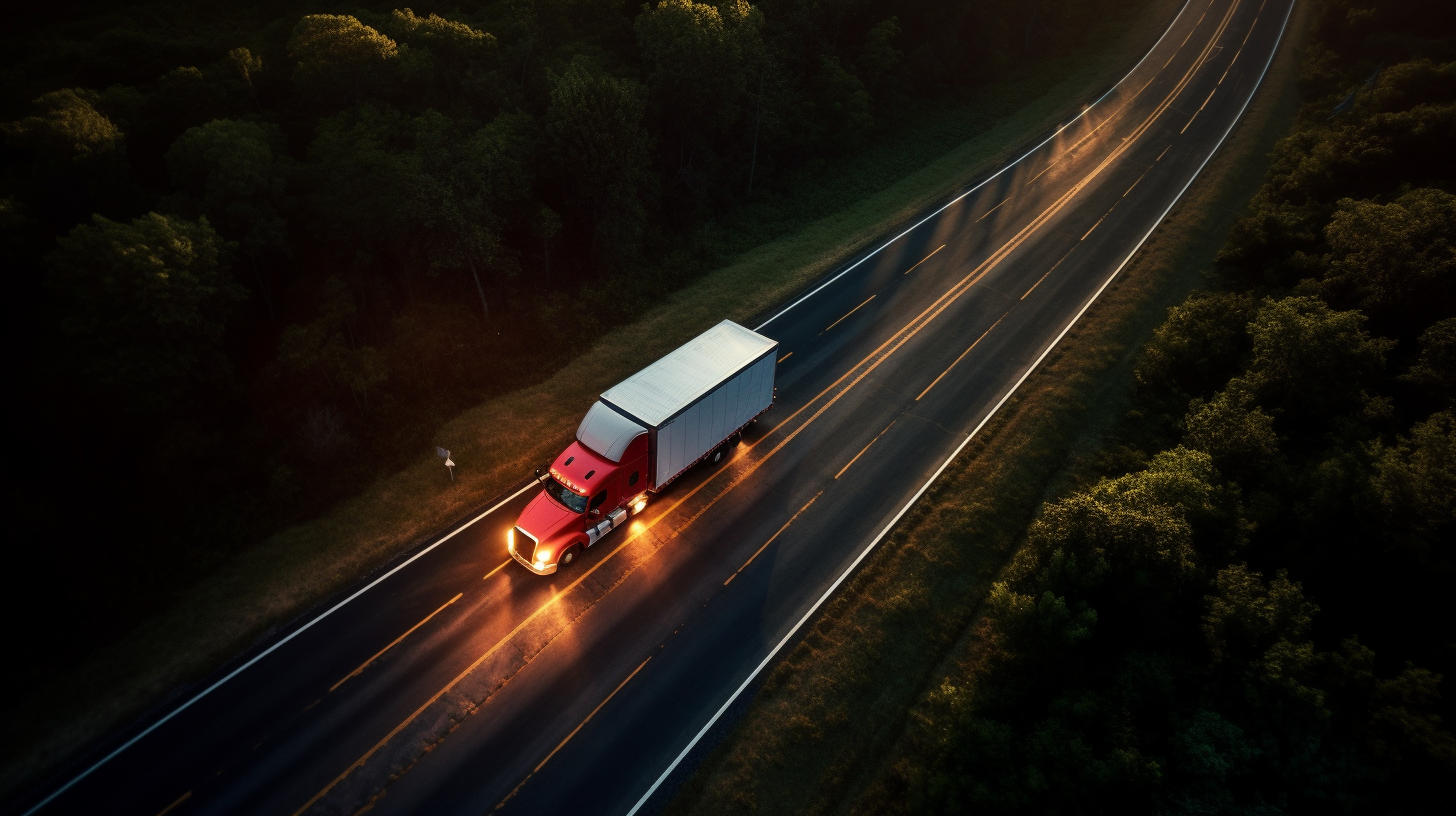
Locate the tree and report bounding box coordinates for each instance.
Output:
[288,14,399,106]
[1008,448,1228,619]
[384,9,499,108]
[275,275,387,415]
[857,16,902,96]
[228,47,263,110]
[635,0,764,177]
[1203,564,1325,717]
[387,8,496,67]
[46,213,244,407]
[1400,318,1456,406]
[306,104,416,269]
[1243,295,1395,421]
[167,119,290,318]
[804,55,873,152]
[1137,292,1255,402]
[1204,564,1318,667]
[1,88,133,221]
[1368,410,1456,543]
[1184,382,1282,483]
[1,89,122,160]
[1320,188,1456,334]
[403,108,534,324]
[544,58,654,266]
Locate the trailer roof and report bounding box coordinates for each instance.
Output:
[600,320,777,427]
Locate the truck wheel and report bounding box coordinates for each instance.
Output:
[729,432,742,447]
[710,445,727,465]
[559,545,581,568]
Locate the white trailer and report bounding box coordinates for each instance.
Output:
[575,320,777,490]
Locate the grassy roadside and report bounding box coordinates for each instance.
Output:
[664,3,1314,815]
[0,0,1183,800]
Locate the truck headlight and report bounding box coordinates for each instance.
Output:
[507,528,515,551]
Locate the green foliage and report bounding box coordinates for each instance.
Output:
[1014,447,1222,594]
[911,8,1456,811]
[1320,187,1456,334]
[288,14,400,106]
[1183,382,1282,483]
[1242,295,1394,421]
[1137,291,1256,402]
[1400,317,1456,405]
[857,16,902,96]
[275,275,388,416]
[46,212,243,406]
[803,55,874,152]
[635,0,764,159]
[2,88,123,160]
[544,58,654,265]
[1203,564,1318,679]
[166,119,289,256]
[1367,410,1456,543]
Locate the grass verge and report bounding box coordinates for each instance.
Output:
[0,0,1183,801]
[664,3,1314,815]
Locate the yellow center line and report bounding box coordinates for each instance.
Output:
[1030,0,1234,192]
[1022,247,1078,300]
[1168,4,1213,66]
[156,791,191,816]
[834,421,896,481]
[1124,165,1154,197]
[292,9,1251,808]
[977,196,1012,222]
[483,559,510,581]
[1082,203,1117,241]
[777,351,793,363]
[1181,86,1220,134]
[494,656,653,811]
[823,295,875,333]
[330,593,463,693]
[916,313,1009,401]
[724,492,823,586]
[904,244,946,273]
[692,2,1242,526]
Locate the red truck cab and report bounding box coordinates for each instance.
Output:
[508,319,777,575]
[509,433,649,575]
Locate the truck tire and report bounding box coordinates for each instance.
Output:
[559,545,581,568]
[729,432,742,447]
[710,444,728,465]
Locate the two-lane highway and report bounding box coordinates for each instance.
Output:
[9,1,1296,813]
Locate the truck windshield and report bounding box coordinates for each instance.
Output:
[542,477,589,514]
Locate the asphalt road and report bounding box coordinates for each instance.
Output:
[9,1,1296,814]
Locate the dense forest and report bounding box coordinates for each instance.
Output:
[0,0,1147,704]
[895,0,1456,812]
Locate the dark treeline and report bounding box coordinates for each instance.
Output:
[0,1,1143,699]
[894,1,1456,813]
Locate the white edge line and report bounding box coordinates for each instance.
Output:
[629,1,1295,812]
[753,0,1195,333]
[21,481,538,816]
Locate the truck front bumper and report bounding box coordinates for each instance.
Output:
[509,545,558,575]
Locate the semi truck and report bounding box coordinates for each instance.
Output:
[508,320,778,575]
